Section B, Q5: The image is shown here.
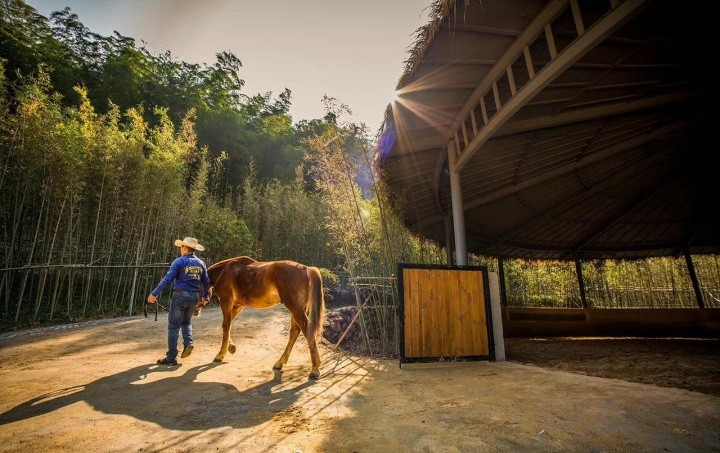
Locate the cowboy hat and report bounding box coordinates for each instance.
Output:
[174,237,205,251]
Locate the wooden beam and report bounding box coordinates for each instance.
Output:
[523,46,536,79]
[445,23,523,37]
[495,91,698,137]
[423,58,496,66]
[449,0,570,134]
[570,0,585,35]
[463,121,685,211]
[455,0,656,172]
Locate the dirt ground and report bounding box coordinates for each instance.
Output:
[0,306,719,452]
[505,337,720,397]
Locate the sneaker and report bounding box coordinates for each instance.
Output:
[156,358,180,366]
[181,345,194,358]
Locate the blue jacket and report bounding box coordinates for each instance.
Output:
[151,253,210,298]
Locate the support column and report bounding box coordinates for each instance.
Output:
[684,249,705,308]
[575,259,588,309]
[488,272,506,361]
[444,215,453,265]
[497,257,508,307]
[447,140,467,265]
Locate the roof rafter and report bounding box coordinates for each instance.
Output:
[454,0,652,172]
[462,121,685,211]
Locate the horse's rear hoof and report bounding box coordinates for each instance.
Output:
[273,362,283,371]
[213,356,224,362]
[308,370,320,380]
[228,344,236,354]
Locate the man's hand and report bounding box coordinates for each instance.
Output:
[147,294,157,304]
[194,298,209,317]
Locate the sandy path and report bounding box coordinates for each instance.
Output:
[0,306,718,452]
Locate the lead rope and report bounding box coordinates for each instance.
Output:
[194,261,231,316]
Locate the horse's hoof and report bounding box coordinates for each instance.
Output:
[228,344,236,354]
[273,362,283,370]
[213,356,224,362]
[308,370,320,380]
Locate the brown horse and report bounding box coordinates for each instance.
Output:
[205,256,326,379]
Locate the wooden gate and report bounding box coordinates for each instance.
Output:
[398,263,494,364]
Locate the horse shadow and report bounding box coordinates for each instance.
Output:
[0,363,314,430]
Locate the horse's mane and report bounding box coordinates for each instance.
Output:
[207,256,257,286]
[209,256,257,271]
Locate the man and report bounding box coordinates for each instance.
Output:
[148,237,210,366]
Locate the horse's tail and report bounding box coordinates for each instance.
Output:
[306,266,326,338]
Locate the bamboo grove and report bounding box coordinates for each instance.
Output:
[0,62,439,329]
[0,66,242,325]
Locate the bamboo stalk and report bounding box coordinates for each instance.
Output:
[4,178,27,317]
[66,268,75,318]
[352,280,373,358]
[65,194,78,319]
[112,266,125,312]
[0,109,25,193]
[98,266,108,313]
[82,165,106,316]
[127,230,144,316]
[33,191,66,321]
[0,272,7,319]
[15,184,46,321]
[49,267,62,320]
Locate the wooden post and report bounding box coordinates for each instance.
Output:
[684,249,705,309]
[575,259,588,309]
[497,257,508,307]
[444,216,453,265]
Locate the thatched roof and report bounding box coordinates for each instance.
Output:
[399,1,470,87]
[382,0,469,127]
[377,0,720,260]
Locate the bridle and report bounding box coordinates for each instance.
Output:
[207,260,233,303]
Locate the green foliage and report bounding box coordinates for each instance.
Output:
[193,202,255,263]
[498,256,720,309]
[2,1,308,191]
[236,162,338,268]
[0,64,215,324]
[1,0,66,98]
[317,268,341,288]
[303,122,449,279]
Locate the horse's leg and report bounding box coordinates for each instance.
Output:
[305,321,322,380]
[227,304,245,354]
[273,317,301,371]
[214,303,244,362]
[285,304,322,380]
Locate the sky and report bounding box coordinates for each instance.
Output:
[27,0,434,134]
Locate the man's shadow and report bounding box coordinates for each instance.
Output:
[0,363,314,430]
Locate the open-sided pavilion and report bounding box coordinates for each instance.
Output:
[377,0,720,335]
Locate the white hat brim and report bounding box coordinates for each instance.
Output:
[174,239,204,251]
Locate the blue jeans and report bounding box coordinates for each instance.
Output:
[166,289,197,361]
